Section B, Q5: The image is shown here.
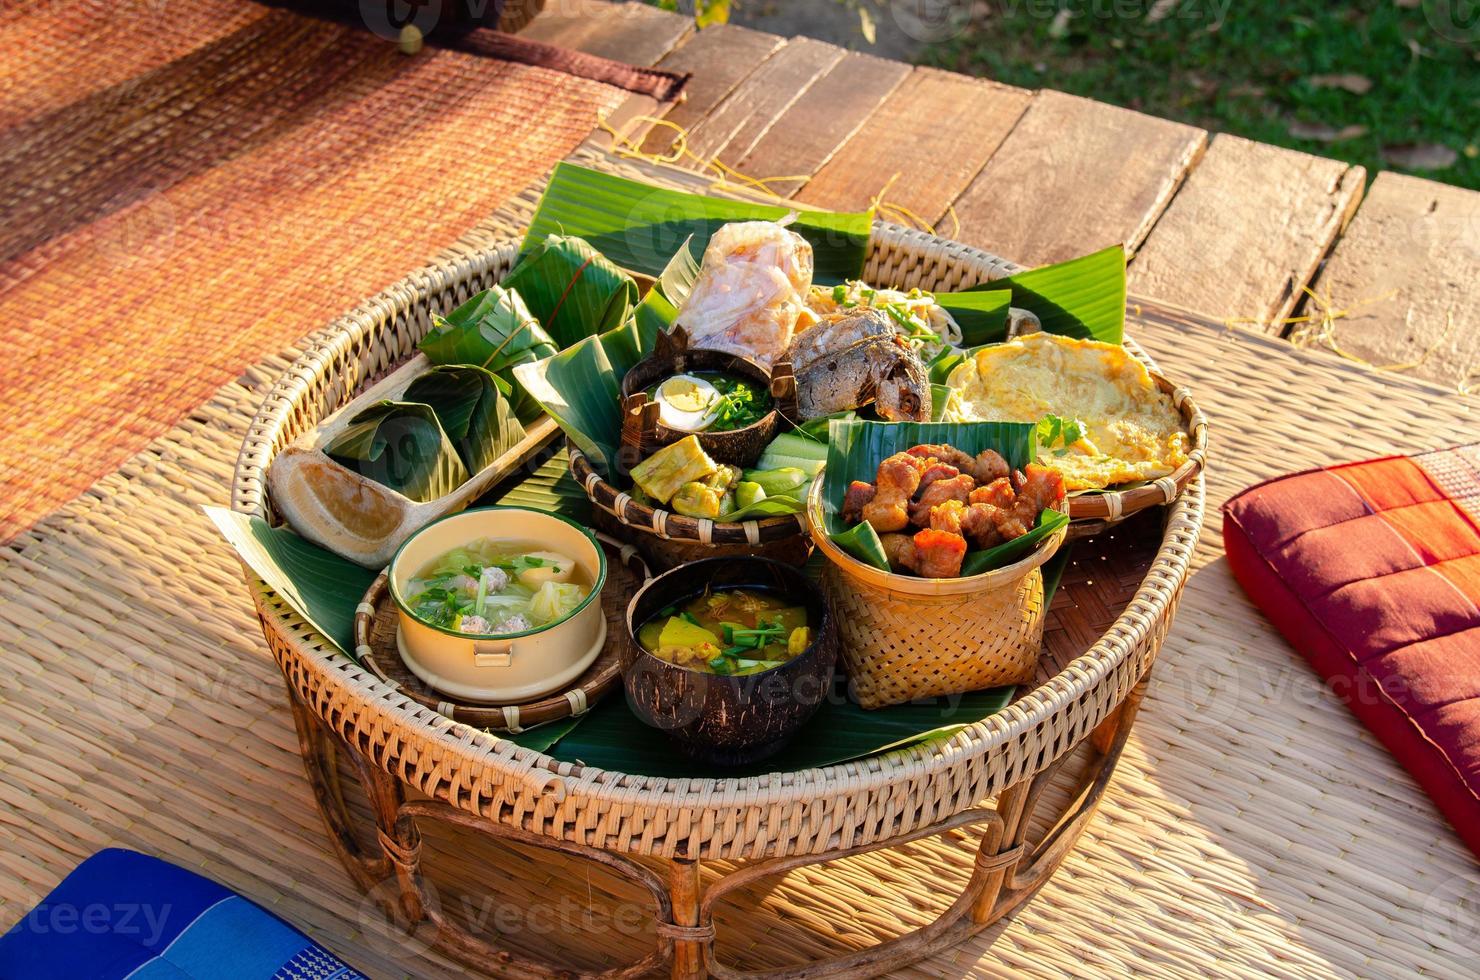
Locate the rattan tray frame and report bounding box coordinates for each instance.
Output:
[232,223,1204,978]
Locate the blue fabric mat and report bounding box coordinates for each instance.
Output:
[0,849,365,979]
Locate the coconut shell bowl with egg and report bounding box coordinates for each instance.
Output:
[623,557,838,766]
[619,327,791,469]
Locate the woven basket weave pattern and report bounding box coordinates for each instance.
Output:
[232,222,1204,860]
[824,564,1047,708]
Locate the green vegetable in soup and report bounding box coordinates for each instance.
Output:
[639,588,814,675]
[404,538,591,635]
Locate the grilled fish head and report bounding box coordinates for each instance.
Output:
[794,334,929,421]
[786,307,894,375]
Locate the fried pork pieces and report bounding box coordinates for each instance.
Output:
[841,446,1065,578]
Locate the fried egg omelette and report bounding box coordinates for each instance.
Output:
[944,332,1189,491]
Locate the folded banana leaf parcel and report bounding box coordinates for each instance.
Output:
[499,234,640,350]
[321,364,525,503]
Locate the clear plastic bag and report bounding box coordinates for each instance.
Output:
[672,221,814,368]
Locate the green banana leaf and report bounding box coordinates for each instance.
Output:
[959,509,1070,576]
[722,493,805,522]
[602,238,702,380]
[402,365,527,475]
[500,234,640,350]
[630,235,701,347]
[205,507,376,656]
[417,285,558,423]
[929,383,952,421]
[484,454,592,523]
[540,674,1016,778]
[935,289,1012,346]
[524,162,872,284]
[511,334,623,477]
[205,505,576,753]
[323,400,469,503]
[1042,541,1071,600]
[819,419,1040,573]
[963,245,1126,344]
[508,240,709,482]
[832,520,890,568]
[927,349,966,385]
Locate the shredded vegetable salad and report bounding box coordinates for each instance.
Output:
[807,281,962,360]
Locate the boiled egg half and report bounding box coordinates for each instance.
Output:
[655,374,720,431]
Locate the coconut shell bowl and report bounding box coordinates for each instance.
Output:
[619,326,794,469]
[623,557,838,766]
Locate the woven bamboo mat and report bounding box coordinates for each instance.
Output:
[0,0,643,543]
[2,264,1476,974]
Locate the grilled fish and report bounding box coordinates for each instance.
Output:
[787,307,894,374]
[793,334,929,421]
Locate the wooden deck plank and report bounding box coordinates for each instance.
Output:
[795,67,1032,225]
[731,50,911,197]
[640,24,785,159]
[519,0,691,66]
[1307,171,1480,390]
[681,37,845,167]
[949,90,1206,267]
[522,1,692,154]
[1128,134,1365,332]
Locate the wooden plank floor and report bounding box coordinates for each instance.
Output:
[1128,134,1366,332]
[526,1,1480,390]
[1308,172,1480,392]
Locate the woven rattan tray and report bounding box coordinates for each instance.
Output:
[231,218,1204,978]
[352,533,647,730]
[234,223,1203,853]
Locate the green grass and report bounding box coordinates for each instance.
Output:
[921,0,1479,190]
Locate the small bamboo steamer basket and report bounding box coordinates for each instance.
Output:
[804,479,1068,708]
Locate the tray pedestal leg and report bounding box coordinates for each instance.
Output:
[667,857,707,980]
[286,668,1153,978]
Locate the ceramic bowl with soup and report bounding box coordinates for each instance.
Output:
[389,507,607,704]
[624,557,838,765]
